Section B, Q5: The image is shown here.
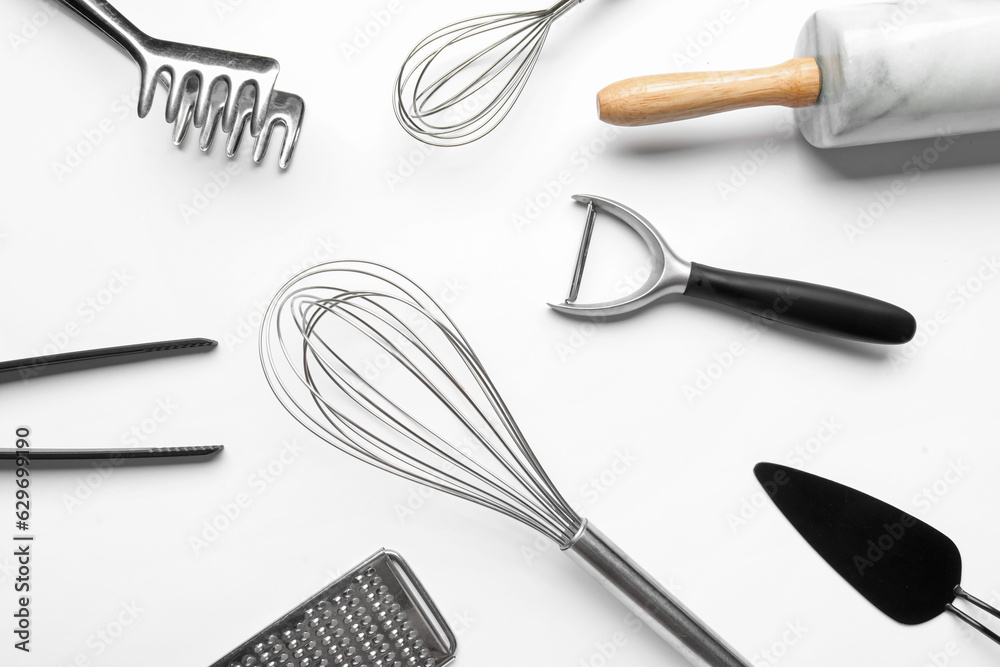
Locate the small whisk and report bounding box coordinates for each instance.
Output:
[393,0,588,146]
[259,260,751,667]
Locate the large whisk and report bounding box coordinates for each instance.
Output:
[393,0,587,146]
[259,260,750,667]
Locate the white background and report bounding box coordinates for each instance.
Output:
[2,0,1000,666]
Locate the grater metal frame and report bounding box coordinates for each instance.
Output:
[209,549,457,667]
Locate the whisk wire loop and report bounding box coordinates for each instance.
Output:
[287,293,558,535]
[298,292,564,526]
[261,261,582,545]
[293,294,535,507]
[411,14,545,115]
[393,0,585,146]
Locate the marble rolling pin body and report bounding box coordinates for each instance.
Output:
[598,0,1000,147]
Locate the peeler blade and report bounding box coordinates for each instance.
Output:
[549,195,691,317]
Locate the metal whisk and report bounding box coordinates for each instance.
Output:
[393,0,588,146]
[259,260,750,667]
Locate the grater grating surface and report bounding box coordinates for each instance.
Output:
[209,550,456,667]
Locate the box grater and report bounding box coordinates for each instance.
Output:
[209,550,457,667]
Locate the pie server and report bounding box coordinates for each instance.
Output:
[755,462,1000,644]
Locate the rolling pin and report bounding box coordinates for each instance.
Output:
[598,0,1000,147]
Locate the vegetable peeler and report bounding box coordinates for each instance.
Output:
[550,195,916,345]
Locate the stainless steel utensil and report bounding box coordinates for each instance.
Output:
[393,0,588,146]
[550,195,917,344]
[0,445,223,461]
[259,260,750,667]
[59,0,302,167]
[756,462,1000,645]
[0,337,217,383]
[168,76,304,170]
[209,549,457,667]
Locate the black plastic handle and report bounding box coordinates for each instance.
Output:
[684,263,916,344]
[0,337,218,383]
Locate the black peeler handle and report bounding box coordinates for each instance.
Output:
[684,263,916,344]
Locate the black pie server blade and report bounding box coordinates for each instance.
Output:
[754,462,1000,644]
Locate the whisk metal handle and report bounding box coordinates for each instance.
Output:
[59,0,150,60]
[565,523,750,667]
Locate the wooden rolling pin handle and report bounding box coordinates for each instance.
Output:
[597,57,821,127]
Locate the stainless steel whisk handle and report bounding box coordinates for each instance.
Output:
[59,0,150,60]
[565,523,751,667]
